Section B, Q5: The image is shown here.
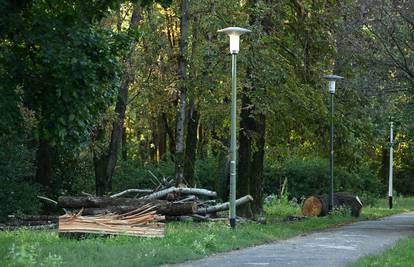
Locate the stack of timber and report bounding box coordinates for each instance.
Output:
[302,192,363,217]
[59,204,165,237]
[56,180,254,237]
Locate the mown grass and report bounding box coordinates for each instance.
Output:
[349,236,414,267]
[1,197,413,267]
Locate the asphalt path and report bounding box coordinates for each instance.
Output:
[169,212,414,267]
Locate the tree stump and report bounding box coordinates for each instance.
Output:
[302,192,363,217]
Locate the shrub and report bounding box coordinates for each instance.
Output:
[0,138,41,222]
[112,160,175,193]
[112,157,220,194]
[264,157,382,201]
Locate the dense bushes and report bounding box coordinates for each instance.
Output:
[264,157,383,204]
[0,139,41,222]
[112,157,219,193]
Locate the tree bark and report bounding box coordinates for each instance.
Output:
[122,126,127,160]
[184,100,199,186]
[157,114,167,161]
[237,92,254,218]
[35,138,54,194]
[162,112,175,158]
[249,114,266,214]
[175,0,189,186]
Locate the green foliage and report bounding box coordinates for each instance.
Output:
[194,157,219,190]
[0,137,41,222]
[112,160,175,193]
[111,157,218,193]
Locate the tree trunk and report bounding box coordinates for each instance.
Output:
[93,5,143,196]
[157,114,167,161]
[35,138,54,194]
[197,125,207,160]
[122,127,127,160]
[184,100,199,186]
[249,114,266,214]
[237,92,254,218]
[163,112,175,158]
[175,0,189,186]
[236,0,269,217]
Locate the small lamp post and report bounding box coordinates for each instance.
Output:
[323,74,343,212]
[388,121,394,209]
[218,27,251,229]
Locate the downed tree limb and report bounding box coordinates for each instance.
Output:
[139,187,217,200]
[110,189,153,198]
[196,195,253,215]
[302,192,363,217]
[173,195,196,204]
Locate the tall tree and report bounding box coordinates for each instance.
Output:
[175,0,189,186]
[94,4,143,196]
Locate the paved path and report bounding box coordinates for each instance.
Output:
[170,212,414,267]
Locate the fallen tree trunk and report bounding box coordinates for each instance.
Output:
[58,196,156,209]
[302,192,363,217]
[80,202,197,216]
[139,187,217,200]
[196,195,253,215]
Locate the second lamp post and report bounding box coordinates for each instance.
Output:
[218,27,251,229]
[323,74,343,212]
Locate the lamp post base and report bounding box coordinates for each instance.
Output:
[389,196,393,209]
[230,218,236,229]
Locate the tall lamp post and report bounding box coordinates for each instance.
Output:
[323,74,343,212]
[218,27,251,229]
[388,121,394,209]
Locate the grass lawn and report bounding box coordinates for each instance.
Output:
[349,236,414,267]
[1,197,413,267]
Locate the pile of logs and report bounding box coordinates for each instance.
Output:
[302,192,363,217]
[56,184,253,237]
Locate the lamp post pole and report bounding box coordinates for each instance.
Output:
[323,74,343,212]
[329,91,334,211]
[388,121,394,209]
[218,27,250,229]
[230,52,237,228]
